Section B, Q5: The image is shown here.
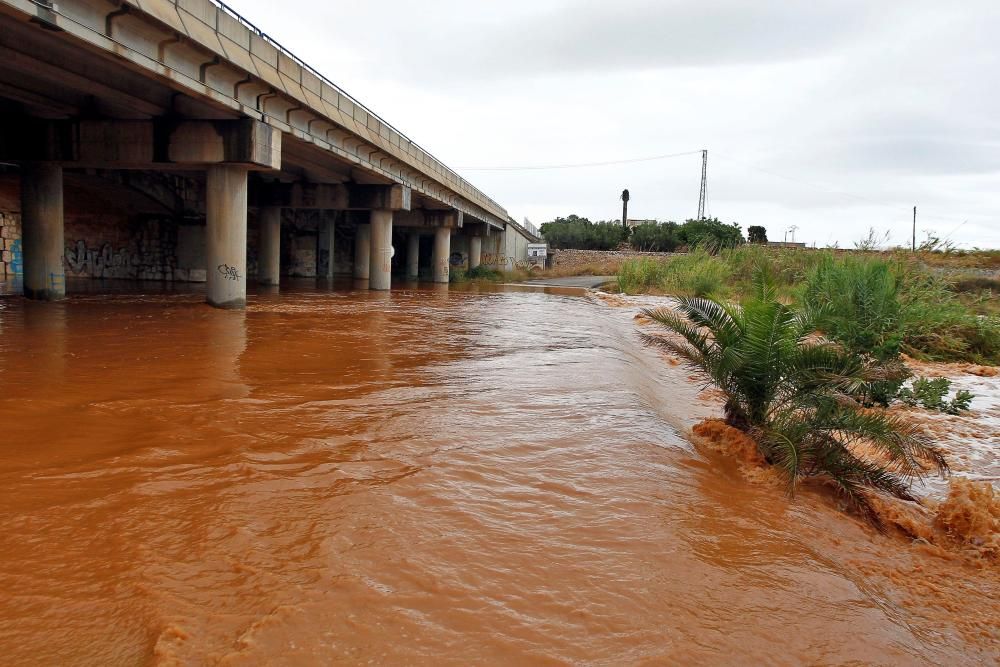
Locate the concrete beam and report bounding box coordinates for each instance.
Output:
[252,182,412,211]
[349,184,411,211]
[392,209,463,229]
[163,119,281,169]
[0,118,281,169]
[425,210,463,229]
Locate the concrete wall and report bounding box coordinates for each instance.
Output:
[501,224,531,271]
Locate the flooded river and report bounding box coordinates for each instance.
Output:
[0,281,996,665]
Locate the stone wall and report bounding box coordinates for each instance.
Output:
[549,248,681,271]
[0,212,22,280]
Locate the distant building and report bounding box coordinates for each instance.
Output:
[626,219,658,229]
[527,243,548,268]
[768,241,807,249]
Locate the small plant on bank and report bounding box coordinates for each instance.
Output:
[897,377,975,415]
[467,265,505,281]
[641,270,948,523]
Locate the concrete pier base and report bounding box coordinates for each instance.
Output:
[258,206,281,286]
[469,236,482,270]
[21,163,65,301]
[433,227,451,284]
[353,223,371,281]
[406,233,420,280]
[205,165,248,309]
[369,209,393,290]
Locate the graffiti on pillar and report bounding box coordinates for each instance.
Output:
[217,264,241,281]
[9,239,22,275]
[449,252,466,267]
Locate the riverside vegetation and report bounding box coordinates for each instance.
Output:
[641,272,949,524]
[632,246,999,534]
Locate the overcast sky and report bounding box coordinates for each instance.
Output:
[233,0,999,248]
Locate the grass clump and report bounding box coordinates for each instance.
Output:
[467,265,505,281]
[618,250,729,297]
[617,258,670,294]
[642,270,948,524]
[618,246,1000,365]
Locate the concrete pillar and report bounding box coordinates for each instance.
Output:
[325,214,336,278]
[258,206,281,286]
[369,209,393,291]
[432,226,451,284]
[21,163,65,301]
[406,233,420,280]
[205,165,248,309]
[353,223,370,281]
[469,236,482,270]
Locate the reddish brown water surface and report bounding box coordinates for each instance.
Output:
[0,282,996,665]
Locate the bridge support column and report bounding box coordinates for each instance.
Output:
[369,209,393,291]
[206,165,248,309]
[21,163,65,301]
[406,233,420,280]
[353,222,370,281]
[469,236,482,270]
[432,227,451,284]
[324,215,336,279]
[258,206,281,287]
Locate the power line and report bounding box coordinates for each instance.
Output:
[458,150,702,172]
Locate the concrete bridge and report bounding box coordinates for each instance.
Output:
[0,0,538,307]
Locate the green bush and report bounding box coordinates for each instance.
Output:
[898,377,975,415]
[540,215,628,250]
[629,222,681,252]
[678,218,745,249]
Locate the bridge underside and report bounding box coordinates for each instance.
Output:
[0,0,521,307]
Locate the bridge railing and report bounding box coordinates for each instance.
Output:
[194,0,507,220]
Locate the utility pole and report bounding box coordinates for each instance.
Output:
[697,150,708,220]
[621,189,630,228]
[912,206,917,252]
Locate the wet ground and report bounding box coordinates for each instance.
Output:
[0,279,996,665]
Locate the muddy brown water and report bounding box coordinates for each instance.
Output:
[0,280,996,665]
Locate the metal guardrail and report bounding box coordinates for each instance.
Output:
[202,0,507,219]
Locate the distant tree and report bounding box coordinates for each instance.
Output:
[678,218,745,250]
[539,215,627,250]
[629,222,681,252]
[748,226,768,244]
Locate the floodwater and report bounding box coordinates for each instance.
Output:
[0,281,996,665]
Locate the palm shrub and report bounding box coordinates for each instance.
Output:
[642,271,948,522]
